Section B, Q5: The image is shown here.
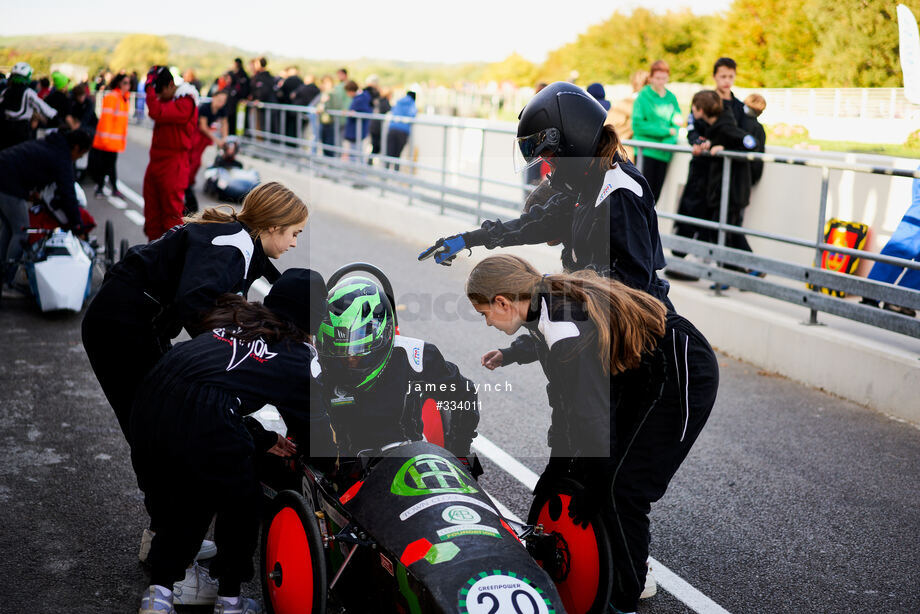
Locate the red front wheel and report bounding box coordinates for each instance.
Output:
[527,478,613,614]
[261,490,327,614]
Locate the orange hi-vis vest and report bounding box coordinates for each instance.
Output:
[92,90,130,152]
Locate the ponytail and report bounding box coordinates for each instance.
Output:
[592,124,628,171]
[467,254,666,375]
[185,204,238,225]
[184,181,308,239]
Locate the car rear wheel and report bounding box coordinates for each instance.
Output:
[261,490,328,614]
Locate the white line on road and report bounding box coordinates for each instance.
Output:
[481,489,524,524]
[123,210,145,226]
[105,196,126,210]
[472,434,539,491]
[115,180,144,209]
[649,560,732,614]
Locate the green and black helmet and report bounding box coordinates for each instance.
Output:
[316,276,395,391]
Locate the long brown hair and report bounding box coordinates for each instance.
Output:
[592,124,628,171]
[466,254,666,375]
[185,181,308,239]
[200,294,309,344]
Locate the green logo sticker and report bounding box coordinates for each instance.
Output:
[442,505,482,525]
[391,454,479,496]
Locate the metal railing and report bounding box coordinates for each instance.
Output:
[635,142,920,338]
[132,95,920,340]
[238,101,523,223]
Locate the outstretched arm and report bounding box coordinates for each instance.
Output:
[418,192,574,265]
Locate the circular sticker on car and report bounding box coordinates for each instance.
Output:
[442,505,482,525]
[459,572,553,614]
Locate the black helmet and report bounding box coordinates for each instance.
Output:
[315,276,395,391]
[514,82,608,188]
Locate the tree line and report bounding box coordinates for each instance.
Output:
[2,1,916,89]
[486,0,919,88]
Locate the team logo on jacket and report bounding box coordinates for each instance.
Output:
[597,182,614,205]
[212,329,278,371]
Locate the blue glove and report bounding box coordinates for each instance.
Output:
[418,234,467,266]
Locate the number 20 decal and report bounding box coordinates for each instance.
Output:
[458,573,553,614]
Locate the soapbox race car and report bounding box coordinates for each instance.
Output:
[4,183,127,311]
[257,264,618,614]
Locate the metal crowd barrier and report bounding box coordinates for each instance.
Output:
[128,92,920,340]
[630,141,920,339]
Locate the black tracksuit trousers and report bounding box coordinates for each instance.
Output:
[602,319,719,612]
[81,276,165,440]
[131,383,261,596]
[673,157,716,253]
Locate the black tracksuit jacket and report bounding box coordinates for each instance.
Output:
[82,221,280,437]
[465,153,671,308]
[129,331,334,592]
[503,292,719,612]
[0,132,82,228]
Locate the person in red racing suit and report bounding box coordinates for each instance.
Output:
[143,66,198,241]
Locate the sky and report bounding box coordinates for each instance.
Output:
[5,0,732,64]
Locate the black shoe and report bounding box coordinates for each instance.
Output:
[664,269,699,282]
[860,298,880,308]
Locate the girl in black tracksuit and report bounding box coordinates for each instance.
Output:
[132,269,335,612]
[467,254,719,614]
[81,181,308,440]
[421,82,672,310]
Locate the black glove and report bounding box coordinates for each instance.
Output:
[567,459,612,528]
[532,457,571,501]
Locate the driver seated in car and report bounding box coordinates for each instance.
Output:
[312,275,481,475]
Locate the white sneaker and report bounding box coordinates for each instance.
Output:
[139,528,218,562]
[214,595,262,614]
[138,585,176,614]
[172,563,219,605]
[640,561,658,599]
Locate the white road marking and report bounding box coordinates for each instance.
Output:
[471,434,732,614]
[123,210,145,226]
[472,434,538,491]
[481,489,523,524]
[105,196,126,210]
[649,559,732,614]
[115,180,145,209]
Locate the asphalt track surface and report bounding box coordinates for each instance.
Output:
[1,140,919,613]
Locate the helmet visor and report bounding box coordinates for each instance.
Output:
[513,128,559,174]
[318,319,386,358]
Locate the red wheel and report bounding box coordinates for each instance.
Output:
[527,479,613,614]
[261,490,327,614]
[421,397,445,447]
